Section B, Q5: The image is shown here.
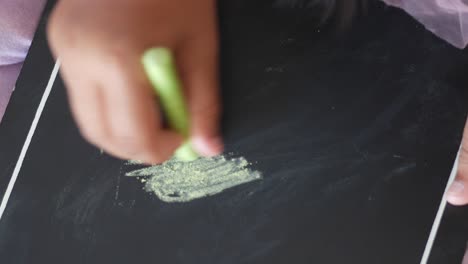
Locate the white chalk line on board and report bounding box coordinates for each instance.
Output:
[420,148,461,264]
[0,60,60,221]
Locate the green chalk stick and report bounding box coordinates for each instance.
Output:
[174,141,199,162]
[142,48,199,161]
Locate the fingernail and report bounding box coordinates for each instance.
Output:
[192,136,223,157]
[447,180,465,197]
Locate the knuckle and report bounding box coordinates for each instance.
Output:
[102,44,128,65]
[98,49,137,84]
[47,7,85,53]
[47,4,74,37]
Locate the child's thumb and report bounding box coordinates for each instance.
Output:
[447,119,468,206]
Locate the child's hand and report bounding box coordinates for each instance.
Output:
[47,0,222,163]
[447,119,468,205]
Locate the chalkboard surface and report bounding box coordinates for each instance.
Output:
[0,1,467,263]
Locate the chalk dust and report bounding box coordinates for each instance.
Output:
[125,155,262,203]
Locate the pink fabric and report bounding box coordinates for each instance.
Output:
[383,0,468,49]
[0,0,46,121]
[0,63,22,117]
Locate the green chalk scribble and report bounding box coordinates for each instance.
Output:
[126,155,262,202]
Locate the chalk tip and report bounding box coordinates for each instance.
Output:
[174,141,199,162]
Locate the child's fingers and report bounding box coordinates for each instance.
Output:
[64,52,183,164]
[103,60,183,163]
[447,118,468,205]
[47,0,220,163]
[179,37,223,157]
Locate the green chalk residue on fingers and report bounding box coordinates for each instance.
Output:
[142,47,199,161]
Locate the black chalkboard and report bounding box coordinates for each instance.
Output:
[0,1,467,263]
